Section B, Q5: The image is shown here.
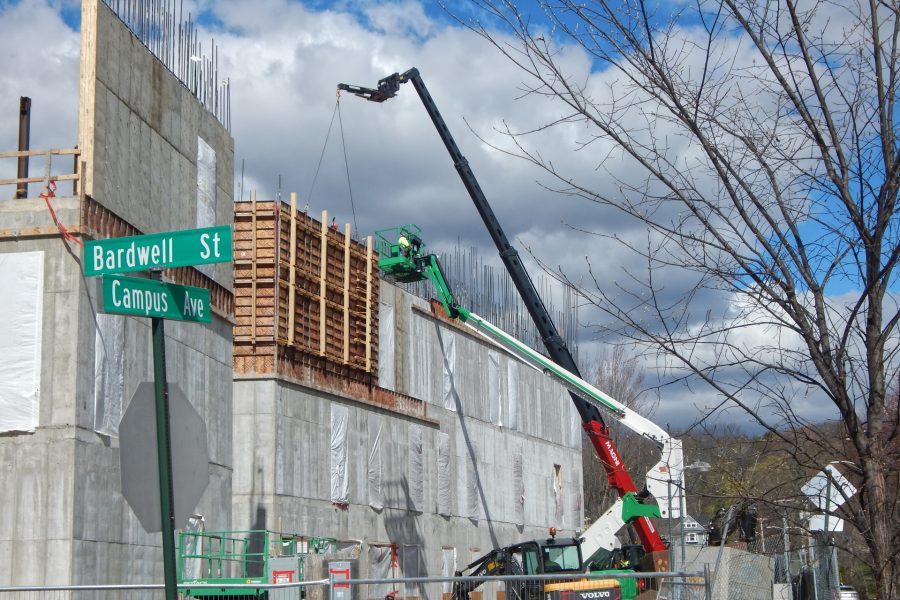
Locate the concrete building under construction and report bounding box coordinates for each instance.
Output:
[0,0,584,590]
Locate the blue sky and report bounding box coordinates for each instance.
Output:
[1,0,894,433]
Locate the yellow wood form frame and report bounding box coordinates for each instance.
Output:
[365,236,372,371]
[250,189,257,344]
[319,209,328,356]
[343,223,351,364]
[288,193,298,344]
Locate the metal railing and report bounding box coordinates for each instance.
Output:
[0,570,709,600]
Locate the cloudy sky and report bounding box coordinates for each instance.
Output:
[0,0,872,431]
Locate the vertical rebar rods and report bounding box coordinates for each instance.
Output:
[102,0,231,131]
[403,241,580,362]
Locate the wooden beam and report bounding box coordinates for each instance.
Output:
[365,235,373,372]
[251,189,257,344]
[0,225,83,240]
[343,223,351,364]
[319,209,328,356]
[288,192,298,345]
[0,148,81,158]
[0,173,80,186]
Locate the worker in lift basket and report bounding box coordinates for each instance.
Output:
[398,232,411,257]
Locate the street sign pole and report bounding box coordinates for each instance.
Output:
[83,225,228,599]
[150,269,178,600]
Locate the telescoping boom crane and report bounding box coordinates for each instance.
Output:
[340,69,684,560]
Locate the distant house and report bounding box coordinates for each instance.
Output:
[672,514,708,546]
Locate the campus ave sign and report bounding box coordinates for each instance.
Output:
[84,225,232,276]
[100,275,211,323]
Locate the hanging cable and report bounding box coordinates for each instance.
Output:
[306,96,339,207]
[336,92,359,234]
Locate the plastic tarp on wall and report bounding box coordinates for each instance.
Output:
[513,445,525,526]
[378,302,395,390]
[553,465,563,523]
[440,329,457,411]
[488,350,503,426]
[407,306,434,400]
[437,432,451,516]
[330,404,350,506]
[571,401,583,449]
[368,545,393,599]
[407,425,424,511]
[506,361,519,430]
[181,515,205,579]
[94,313,125,436]
[195,136,216,278]
[367,414,384,510]
[0,251,43,433]
[441,547,456,594]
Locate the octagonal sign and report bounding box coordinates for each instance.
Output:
[119,382,210,533]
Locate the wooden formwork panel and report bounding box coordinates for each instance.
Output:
[233,196,379,387]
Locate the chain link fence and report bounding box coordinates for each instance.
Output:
[670,526,842,600]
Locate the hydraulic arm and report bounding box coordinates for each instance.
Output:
[342,70,680,555]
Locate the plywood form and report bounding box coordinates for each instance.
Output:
[233,199,379,389]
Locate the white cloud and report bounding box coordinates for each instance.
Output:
[0,0,80,182]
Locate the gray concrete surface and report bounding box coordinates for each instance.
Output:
[78,0,233,287]
[232,280,585,586]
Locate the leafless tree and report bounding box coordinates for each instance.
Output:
[455,0,900,596]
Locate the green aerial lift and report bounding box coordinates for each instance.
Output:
[177,530,336,598]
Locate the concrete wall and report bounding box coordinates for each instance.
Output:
[78,0,233,286]
[0,0,233,586]
[233,280,584,591]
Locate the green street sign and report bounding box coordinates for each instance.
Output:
[84,225,232,276]
[100,275,212,323]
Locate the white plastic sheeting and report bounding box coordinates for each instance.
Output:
[437,432,452,516]
[378,302,395,390]
[506,360,519,430]
[181,515,205,579]
[0,251,43,433]
[570,399,583,449]
[368,545,394,599]
[512,446,525,526]
[553,465,563,524]
[94,313,125,436]
[488,350,502,426]
[367,415,384,510]
[330,404,349,506]
[196,136,217,278]
[440,329,457,411]
[441,547,457,594]
[407,304,435,400]
[407,425,424,511]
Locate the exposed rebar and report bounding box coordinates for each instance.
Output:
[101,0,230,131]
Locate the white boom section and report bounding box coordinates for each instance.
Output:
[459,311,684,554]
